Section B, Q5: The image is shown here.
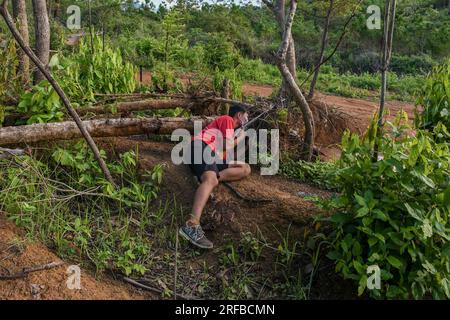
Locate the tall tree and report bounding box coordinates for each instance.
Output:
[307,0,334,100]
[31,0,50,83]
[374,0,397,160]
[276,0,315,160]
[263,0,297,103]
[12,0,30,85]
[306,0,362,100]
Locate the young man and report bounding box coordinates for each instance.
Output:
[179,104,251,249]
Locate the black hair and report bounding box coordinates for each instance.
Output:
[228,103,248,117]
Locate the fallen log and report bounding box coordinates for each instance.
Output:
[2,98,197,125]
[3,96,257,125]
[77,98,196,116]
[0,116,214,146]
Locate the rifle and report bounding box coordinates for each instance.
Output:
[234,103,277,138]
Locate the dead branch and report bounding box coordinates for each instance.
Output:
[123,276,201,300]
[0,261,63,280]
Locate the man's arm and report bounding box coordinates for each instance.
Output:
[234,128,246,147]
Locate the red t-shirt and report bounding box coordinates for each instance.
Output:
[193,115,235,157]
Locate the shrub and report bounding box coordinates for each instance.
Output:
[415,59,450,133]
[237,58,280,85]
[390,54,437,75]
[203,33,241,72]
[323,115,450,299]
[17,81,64,124]
[280,159,339,190]
[0,39,22,119]
[57,35,137,102]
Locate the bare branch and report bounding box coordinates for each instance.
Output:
[299,0,364,90]
[0,261,63,280]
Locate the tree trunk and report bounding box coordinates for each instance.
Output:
[3,97,216,126]
[221,78,231,115]
[276,0,315,160]
[77,99,197,116]
[308,0,334,100]
[374,0,397,160]
[12,0,30,85]
[31,0,50,84]
[0,117,214,146]
[274,0,296,78]
[272,0,297,103]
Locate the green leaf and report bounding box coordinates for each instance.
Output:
[352,241,362,256]
[358,275,367,296]
[356,206,370,218]
[443,185,450,209]
[404,203,423,221]
[415,172,436,188]
[386,255,403,269]
[355,194,366,207]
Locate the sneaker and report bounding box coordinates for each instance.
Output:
[179,224,213,249]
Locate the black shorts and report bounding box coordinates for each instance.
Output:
[189,141,229,182]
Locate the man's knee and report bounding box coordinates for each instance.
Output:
[201,172,219,187]
[243,164,251,177]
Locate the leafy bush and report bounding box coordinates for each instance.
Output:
[213,68,243,99]
[57,35,137,102]
[0,143,164,276]
[280,159,339,190]
[237,58,280,85]
[323,115,450,299]
[203,33,241,72]
[415,59,450,132]
[17,81,64,124]
[298,67,425,102]
[0,39,22,124]
[51,141,163,206]
[390,54,437,75]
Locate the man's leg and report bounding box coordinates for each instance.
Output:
[179,170,217,249]
[218,161,251,182]
[189,171,219,225]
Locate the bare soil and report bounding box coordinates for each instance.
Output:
[0,214,155,300]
